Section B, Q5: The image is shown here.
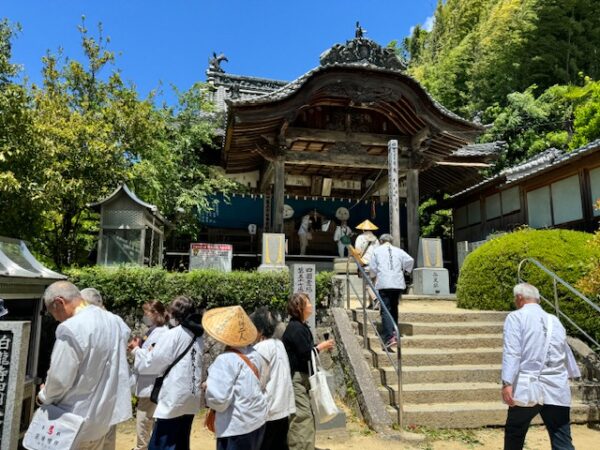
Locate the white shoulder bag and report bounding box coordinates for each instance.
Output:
[309,349,339,424]
[512,314,554,407]
[23,404,84,450]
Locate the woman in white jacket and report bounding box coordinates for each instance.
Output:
[130,296,204,450]
[130,300,169,450]
[203,305,268,450]
[250,307,295,450]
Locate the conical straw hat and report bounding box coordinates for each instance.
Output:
[202,305,258,347]
[356,219,379,231]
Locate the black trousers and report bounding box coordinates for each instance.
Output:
[260,417,289,450]
[217,424,266,450]
[504,405,574,450]
[148,414,194,450]
[378,289,401,343]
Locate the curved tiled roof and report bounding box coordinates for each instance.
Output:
[451,139,600,199]
[451,142,506,158]
[228,63,476,128]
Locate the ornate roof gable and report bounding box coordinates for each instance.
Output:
[320,37,406,71]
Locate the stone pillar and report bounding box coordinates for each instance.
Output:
[388,140,401,247]
[0,321,30,450]
[292,264,316,338]
[272,158,285,233]
[406,168,420,258]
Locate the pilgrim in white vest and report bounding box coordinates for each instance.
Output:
[354,219,380,267]
[28,281,132,450]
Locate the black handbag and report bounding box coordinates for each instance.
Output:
[150,338,195,404]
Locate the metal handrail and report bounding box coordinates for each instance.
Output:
[517,257,600,350]
[345,253,404,429]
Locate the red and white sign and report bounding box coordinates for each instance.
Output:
[189,243,233,272]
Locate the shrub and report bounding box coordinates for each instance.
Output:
[576,230,600,300]
[457,228,600,342]
[66,266,339,319]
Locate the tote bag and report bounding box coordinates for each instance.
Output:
[309,349,339,424]
[23,404,84,450]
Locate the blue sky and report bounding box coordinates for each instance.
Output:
[4,1,436,104]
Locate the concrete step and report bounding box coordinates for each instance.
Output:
[353,309,509,324]
[356,318,504,337]
[380,382,502,405]
[399,364,502,384]
[361,333,504,349]
[333,260,359,273]
[400,401,592,428]
[400,321,505,336]
[368,347,503,367]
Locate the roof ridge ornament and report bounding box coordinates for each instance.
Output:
[355,21,366,39]
[320,23,406,71]
[208,51,228,73]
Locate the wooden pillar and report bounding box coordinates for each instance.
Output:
[272,157,285,233]
[406,168,419,258]
[388,140,401,247]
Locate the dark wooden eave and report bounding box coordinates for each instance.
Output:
[220,61,504,198]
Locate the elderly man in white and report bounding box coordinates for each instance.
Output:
[369,233,414,351]
[80,287,131,450]
[501,283,581,450]
[36,281,132,450]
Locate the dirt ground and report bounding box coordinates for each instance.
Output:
[116,412,600,449]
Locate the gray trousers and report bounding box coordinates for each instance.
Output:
[135,397,157,450]
[288,372,315,450]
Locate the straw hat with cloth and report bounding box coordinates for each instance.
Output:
[202,305,258,347]
[355,219,379,231]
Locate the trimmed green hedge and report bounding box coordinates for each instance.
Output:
[457,228,600,342]
[65,266,339,317]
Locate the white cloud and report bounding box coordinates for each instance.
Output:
[423,15,435,32]
[409,25,416,36]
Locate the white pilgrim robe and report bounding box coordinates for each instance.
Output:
[38,305,132,441]
[205,346,267,438]
[133,325,203,419]
[370,243,414,290]
[133,325,169,398]
[502,303,581,407]
[354,231,379,266]
[254,338,296,421]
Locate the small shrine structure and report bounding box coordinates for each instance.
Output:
[89,184,170,266]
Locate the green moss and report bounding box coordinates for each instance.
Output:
[457,229,600,342]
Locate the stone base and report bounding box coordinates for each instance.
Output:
[412,268,450,295]
[257,264,289,273]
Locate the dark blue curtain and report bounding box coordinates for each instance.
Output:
[199,194,405,234]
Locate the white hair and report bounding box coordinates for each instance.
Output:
[379,233,394,244]
[513,283,540,302]
[43,281,81,308]
[80,287,103,307]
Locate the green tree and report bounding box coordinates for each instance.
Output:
[28,22,144,267]
[0,20,43,242]
[1,19,240,267]
[569,77,600,147]
[404,0,600,116]
[419,197,453,239]
[156,83,240,238]
[480,78,600,170]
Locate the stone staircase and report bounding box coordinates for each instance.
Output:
[349,304,593,428]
